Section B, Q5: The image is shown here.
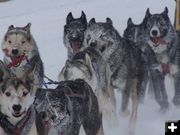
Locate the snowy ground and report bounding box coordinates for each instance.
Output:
[0,0,179,135]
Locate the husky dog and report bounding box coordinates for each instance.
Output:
[35,79,104,135]
[123,18,149,102]
[143,7,180,107]
[0,61,45,135]
[2,23,44,88]
[123,18,162,104]
[84,18,145,134]
[64,11,87,60]
[59,47,117,125]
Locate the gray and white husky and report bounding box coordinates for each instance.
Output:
[0,61,45,135]
[84,18,145,135]
[143,7,180,107]
[64,11,87,60]
[2,23,44,88]
[59,47,117,125]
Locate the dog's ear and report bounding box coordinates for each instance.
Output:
[163,7,168,15]
[0,60,10,84]
[127,18,134,26]
[162,7,169,21]
[66,12,74,24]
[106,17,113,25]
[8,25,15,31]
[23,23,31,31]
[145,8,151,18]
[81,11,87,25]
[89,18,96,26]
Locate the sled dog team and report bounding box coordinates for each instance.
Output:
[0,6,179,135]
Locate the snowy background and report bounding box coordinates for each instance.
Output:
[0,0,179,135]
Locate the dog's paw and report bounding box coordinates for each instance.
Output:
[159,103,170,114]
[172,96,180,107]
[128,129,135,135]
[119,109,130,117]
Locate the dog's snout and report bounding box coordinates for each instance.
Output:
[90,42,97,48]
[12,49,19,55]
[51,115,57,121]
[12,104,22,112]
[40,111,47,119]
[151,30,158,36]
[70,33,80,41]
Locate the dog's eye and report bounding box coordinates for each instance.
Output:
[8,40,12,44]
[5,92,11,97]
[21,41,26,44]
[23,91,28,96]
[66,28,70,33]
[79,27,85,32]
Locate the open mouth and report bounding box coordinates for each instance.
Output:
[150,37,167,47]
[8,53,27,68]
[12,111,24,118]
[70,41,82,54]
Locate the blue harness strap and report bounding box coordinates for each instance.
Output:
[43,75,60,88]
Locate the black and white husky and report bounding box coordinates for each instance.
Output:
[35,79,104,135]
[143,7,180,107]
[64,11,87,60]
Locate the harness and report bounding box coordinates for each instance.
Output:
[161,63,170,75]
[0,106,42,135]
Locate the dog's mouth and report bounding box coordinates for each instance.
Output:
[12,111,25,118]
[70,41,82,54]
[150,36,167,47]
[9,53,27,68]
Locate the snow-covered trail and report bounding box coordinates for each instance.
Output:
[0,0,179,135]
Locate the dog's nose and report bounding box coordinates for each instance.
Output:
[151,30,158,36]
[12,49,19,55]
[70,33,80,41]
[90,42,97,48]
[51,115,57,121]
[12,104,22,112]
[40,111,47,119]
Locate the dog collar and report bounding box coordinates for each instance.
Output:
[0,106,36,135]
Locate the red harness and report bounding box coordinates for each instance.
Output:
[161,63,170,75]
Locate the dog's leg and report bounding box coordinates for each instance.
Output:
[96,125,104,135]
[104,83,118,127]
[150,70,169,112]
[83,113,104,135]
[120,79,132,117]
[139,71,149,103]
[172,72,180,106]
[129,79,139,135]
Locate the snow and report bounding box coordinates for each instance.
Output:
[0,0,179,135]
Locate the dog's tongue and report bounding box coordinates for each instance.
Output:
[45,120,51,135]
[152,37,167,46]
[10,56,22,66]
[152,37,159,45]
[71,42,81,54]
